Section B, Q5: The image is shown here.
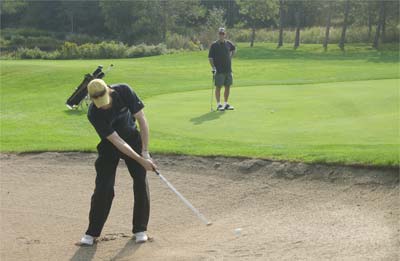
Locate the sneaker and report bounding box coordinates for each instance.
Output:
[224,103,234,110]
[135,232,148,243]
[79,234,94,246]
[217,104,225,111]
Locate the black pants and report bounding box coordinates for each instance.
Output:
[85,130,150,237]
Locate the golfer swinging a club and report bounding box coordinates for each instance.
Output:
[78,79,157,246]
[208,27,236,111]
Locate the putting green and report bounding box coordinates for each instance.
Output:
[146,79,399,165]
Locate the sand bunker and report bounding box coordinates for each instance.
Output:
[1,153,398,260]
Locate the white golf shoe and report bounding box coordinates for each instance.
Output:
[224,103,234,110]
[135,232,148,243]
[79,234,95,246]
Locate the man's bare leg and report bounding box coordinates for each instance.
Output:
[224,86,230,103]
[223,86,234,110]
[215,87,224,110]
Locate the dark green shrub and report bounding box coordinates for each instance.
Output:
[166,33,200,51]
[6,41,174,60]
[16,47,46,59]
[24,36,61,51]
[59,42,79,59]
[97,41,127,58]
[79,43,101,59]
[65,34,102,45]
[9,35,26,47]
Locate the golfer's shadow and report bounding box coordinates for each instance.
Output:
[70,239,141,261]
[70,244,98,261]
[190,111,225,125]
[110,239,142,260]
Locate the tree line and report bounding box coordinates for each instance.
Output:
[1,0,399,50]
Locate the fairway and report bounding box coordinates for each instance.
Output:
[0,44,399,166]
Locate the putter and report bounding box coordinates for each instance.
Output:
[210,72,215,112]
[155,170,212,226]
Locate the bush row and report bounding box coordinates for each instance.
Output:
[1,35,62,51]
[5,41,173,60]
[1,27,203,52]
[229,26,399,45]
[166,33,202,51]
[1,28,105,51]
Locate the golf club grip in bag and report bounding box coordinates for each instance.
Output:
[65,65,105,109]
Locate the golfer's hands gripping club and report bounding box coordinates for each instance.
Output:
[140,151,158,172]
[106,132,157,172]
[140,157,157,172]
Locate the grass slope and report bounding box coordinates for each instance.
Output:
[147,79,399,166]
[0,44,399,166]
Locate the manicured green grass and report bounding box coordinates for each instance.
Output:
[147,79,399,166]
[1,43,399,166]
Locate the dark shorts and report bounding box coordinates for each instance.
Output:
[214,72,233,87]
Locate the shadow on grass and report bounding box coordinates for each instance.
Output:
[64,109,87,116]
[190,111,225,125]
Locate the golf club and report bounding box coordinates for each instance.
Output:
[155,170,212,226]
[96,64,113,79]
[210,71,215,112]
[104,64,114,74]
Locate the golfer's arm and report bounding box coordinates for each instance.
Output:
[209,58,215,68]
[106,132,143,162]
[230,50,235,58]
[134,110,149,153]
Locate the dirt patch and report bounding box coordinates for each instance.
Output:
[1,152,399,260]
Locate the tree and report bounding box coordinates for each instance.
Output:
[323,1,332,50]
[161,0,205,38]
[367,1,374,40]
[0,0,27,14]
[200,0,240,27]
[237,0,278,47]
[373,0,385,49]
[100,1,163,44]
[381,1,386,42]
[73,1,108,37]
[200,7,226,47]
[61,1,90,34]
[294,5,301,49]
[277,0,285,48]
[0,0,28,28]
[16,1,65,32]
[338,0,350,51]
[382,0,400,43]
[293,2,302,49]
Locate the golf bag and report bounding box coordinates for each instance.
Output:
[66,65,107,109]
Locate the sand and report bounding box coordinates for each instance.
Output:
[1,152,398,260]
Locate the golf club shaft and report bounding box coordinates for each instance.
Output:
[155,170,211,225]
[210,74,214,112]
[104,64,114,74]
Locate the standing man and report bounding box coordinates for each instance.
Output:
[78,79,157,246]
[208,27,236,111]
